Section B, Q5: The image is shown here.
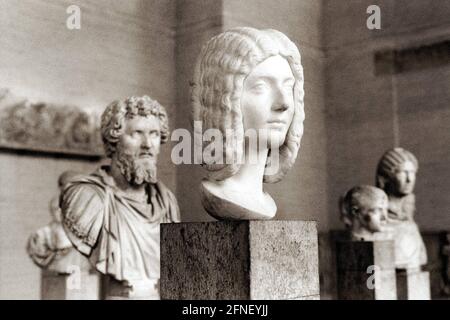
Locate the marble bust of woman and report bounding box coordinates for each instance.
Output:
[376,147,427,269]
[191,27,304,220]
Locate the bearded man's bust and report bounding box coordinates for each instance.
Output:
[60,96,180,299]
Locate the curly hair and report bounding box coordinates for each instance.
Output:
[191,27,305,183]
[101,95,169,158]
[376,147,418,189]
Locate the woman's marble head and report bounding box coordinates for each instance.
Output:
[191,27,304,183]
[376,148,418,196]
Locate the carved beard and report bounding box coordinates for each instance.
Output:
[115,150,158,186]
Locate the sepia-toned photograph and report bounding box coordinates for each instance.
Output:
[0,0,449,305]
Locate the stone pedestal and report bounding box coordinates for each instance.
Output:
[160,220,320,300]
[40,249,100,300]
[396,268,431,300]
[336,240,397,300]
[41,269,99,300]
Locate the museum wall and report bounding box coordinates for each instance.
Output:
[323,0,450,232]
[0,0,177,299]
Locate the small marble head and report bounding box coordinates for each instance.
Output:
[376,147,418,197]
[340,185,389,234]
[101,96,169,185]
[191,27,304,183]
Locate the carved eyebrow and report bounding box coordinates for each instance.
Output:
[249,75,295,83]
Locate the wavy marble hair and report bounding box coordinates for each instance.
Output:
[191,27,305,182]
[376,147,418,189]
[101,95,169,158]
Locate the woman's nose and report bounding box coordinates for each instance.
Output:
[272,88,290,112]
[406,171,413,183]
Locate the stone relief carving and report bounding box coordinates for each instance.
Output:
[376,147,428,270]
[0,88,102,156]
[191,27,304,220]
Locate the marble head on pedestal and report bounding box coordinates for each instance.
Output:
[375,147,427,268]
[191,27,305,220]
[340,185,390,241]
[376,147,418,199]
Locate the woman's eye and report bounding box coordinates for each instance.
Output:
[251,83,267,92]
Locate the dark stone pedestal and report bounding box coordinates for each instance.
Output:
[160,220,320,300]
[336,240,397,300]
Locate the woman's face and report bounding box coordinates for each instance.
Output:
[241,55,296,149]
[391,161,417,195]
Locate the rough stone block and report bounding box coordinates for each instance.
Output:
[337,240,396,271]
[336,240,397,300]
[337,269,397,300]
[160,220,320,300]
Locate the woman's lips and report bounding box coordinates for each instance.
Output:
[267,119,287,124]
[267,120,287,129]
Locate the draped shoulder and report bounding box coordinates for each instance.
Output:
[153,181,181,223]
[60,176,106,256]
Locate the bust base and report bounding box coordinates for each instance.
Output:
[160,220,320,300]
[396,268,431,300]
[336,240,397,300]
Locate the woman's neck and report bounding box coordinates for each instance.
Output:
[225,140,268,194]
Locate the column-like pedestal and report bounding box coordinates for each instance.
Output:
[336,240,397,300]
[41,249,100,300]
[160,220,320,300]
[396,268,431,300]
[41,269,99,300]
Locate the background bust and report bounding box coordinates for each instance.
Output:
[340,185,391,241]
[375,147,427,269]
[27,171,78,272]
[191,27,304,220]
[376,147,418,221]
